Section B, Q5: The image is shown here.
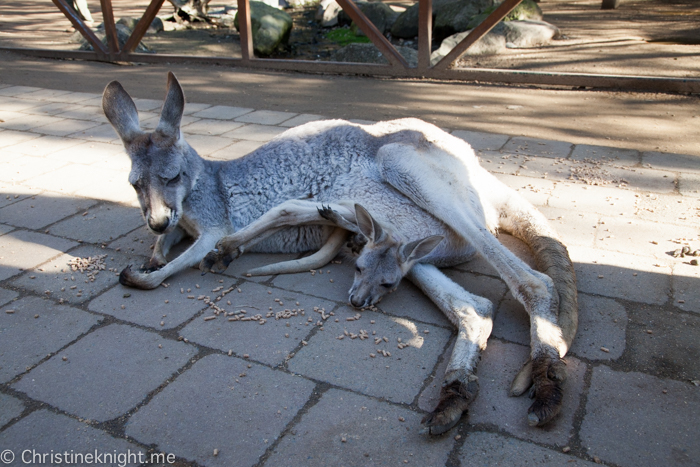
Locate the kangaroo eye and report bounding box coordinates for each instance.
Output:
[355,265,362,273]
[167,173,181,186]
[381,282,395,289]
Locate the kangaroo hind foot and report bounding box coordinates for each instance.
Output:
[421,377,478,436]
[527,355,566,426]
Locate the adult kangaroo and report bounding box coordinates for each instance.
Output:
[103,72,577,435]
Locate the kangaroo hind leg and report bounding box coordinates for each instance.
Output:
[408,264,494,435]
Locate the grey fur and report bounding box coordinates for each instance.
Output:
[103,72,578,433]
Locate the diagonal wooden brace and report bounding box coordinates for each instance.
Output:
[52,0,108,57]
[121,0,167,56]
[432,0,523,71]
[334,0,409,68]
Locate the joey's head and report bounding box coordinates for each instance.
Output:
[103,72,200,235]
[348,204,444,309]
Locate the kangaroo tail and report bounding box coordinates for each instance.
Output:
[496,190,578,354]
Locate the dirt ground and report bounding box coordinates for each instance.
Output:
[0,0,698,78]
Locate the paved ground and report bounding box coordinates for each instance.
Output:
[0,73,699,467]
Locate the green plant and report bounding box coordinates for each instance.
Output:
[326,27,371,46]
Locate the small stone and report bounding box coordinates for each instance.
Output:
[62,356,67,361]
[691,259,698,266]
[593,456,602,464]
[562,446,571,453]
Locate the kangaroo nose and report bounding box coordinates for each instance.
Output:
[148,216,170,233]
[349,294,365,308]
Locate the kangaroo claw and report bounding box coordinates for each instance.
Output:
[200,248,239,274]
[420,380,477,436]
[526,355,566,427]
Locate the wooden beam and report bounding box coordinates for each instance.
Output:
[417,0,433,71]
[122,0,166,55]
[237,0,254,61]
[99,0,119,57]
[51,0,108,57]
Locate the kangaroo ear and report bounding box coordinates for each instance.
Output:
[103,80,142,145]
[354,204,384,243]
[156,71,185,139]
[400,235,444,266]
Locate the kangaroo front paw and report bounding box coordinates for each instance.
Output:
[140,257,166,273]
[527,355,566,427]
[421,379,478,436]
[119,265,161,290]
[199,248,238,274]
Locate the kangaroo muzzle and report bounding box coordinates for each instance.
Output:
[147,205,172,234]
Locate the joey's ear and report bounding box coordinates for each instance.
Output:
[156,71,185,139]
[400,235,443,266]
[354,204,384,243]
[103,80,142,145]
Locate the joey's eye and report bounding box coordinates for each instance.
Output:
[167,173,181,186]
[381,282,395,289]
[355,265,362,273]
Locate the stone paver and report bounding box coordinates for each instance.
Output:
[0,410,145,466]
[0,230,78,281]
[0,296,101,383]
[11,245,145,305]
[126,354,315,467]
[580,366,700,467]
[89,268,234,330]
[13,324,196,422]
[0,393,24,428]
[181,281,337,366]
[288,306,452,404]
[467,341,586,446]
[266,389,455,466]
[1,82,698,466]
[459,432,597,466]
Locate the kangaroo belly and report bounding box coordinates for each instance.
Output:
[247,225,333,254]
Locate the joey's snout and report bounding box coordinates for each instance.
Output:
[146,205,173,234]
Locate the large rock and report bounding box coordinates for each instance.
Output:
[331,43,418,67]
[336,2,399,35]
[430,29,505,65]
[235,1,293,56]
[315,0,343,27]
[75,22,150,53]
[502,19,560,48]
[392,0,541,40]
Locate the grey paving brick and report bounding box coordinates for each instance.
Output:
[54,105,107,122]
[217,251,303,283]
[181,118,244,136]
[31,118,102,137]
[348,119,376,125]
[279,113,325,127]
[0,296,101,383]
[0,287,18,307]
[609,166,676,193]
[289,306,452,404]
[594,216,696,259]
[549,183,637,216]
[21,88,75,101]
[569,293,627,360]
[679,171,700,198]
[538,207,598,248]
[503,136,573,159]
[3,134,84,156]
[673,261,700,315]
[494,174,555,207]
[518,156,577,183]
[459,432,597,466]
[132,98,164,112]
[0,96,43,112]
[642,150,700,174]
[480,150,521,176]
[208,139,265,160]
[375,278,451,327]
[468,341,586,446]
[126,354,315,467]
[569,246,672,305]
[140,113,198,131]
[14,324,196,422]
[45,91,101,104]
[182,133,236,156]
[0,410,145,466]
[0,110,26,124]
[417,339,454,412]
[0,393,24,428]
[271,261,355,303]
[625,304,700,381]
[45,140,125,165]
[107,225,155,257]
[580,366,700,467]
[0,86,43,97]
[191,105,253,120]
[0,223,14,236]
[235,110,297,125]
[1,114,66,132]
[0,154,68,183]
[181,280,336,365]
[442,269,509,306]
[452,129,509,151]
[571,144,640,166]
[89,268,233,330]
[222,124,287,142]
[23,102,82,116]
[24,164,134,204]
[266,388,455,467]
[0,230,78,281]
[634,192,700,227]
[0,183,39,209]
[66,123,120,144]
[48,203,143,244]
[0,194,96,230]
[182,102,212,115]
[0,129,41,148]
[11,245,145,305]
